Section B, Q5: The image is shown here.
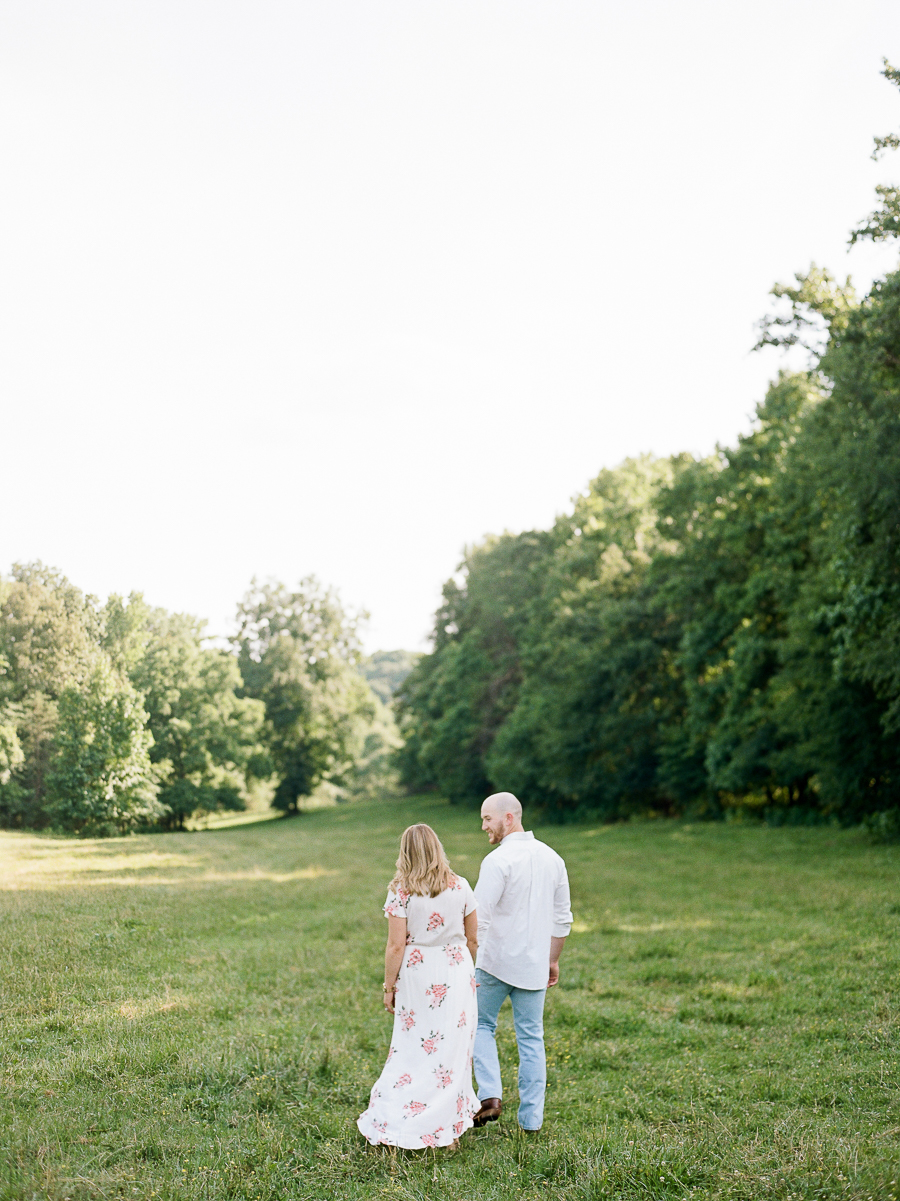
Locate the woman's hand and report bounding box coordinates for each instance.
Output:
[383,985,397,1014]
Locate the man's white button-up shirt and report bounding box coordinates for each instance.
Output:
[474,830,573,991]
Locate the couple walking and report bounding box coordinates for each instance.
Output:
[357,791,573,1149]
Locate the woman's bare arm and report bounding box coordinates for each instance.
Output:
[383,915,407,1012]
[464,909,478,965]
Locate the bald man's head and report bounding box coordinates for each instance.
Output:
[480,792,524,845]
[482,792,522,820]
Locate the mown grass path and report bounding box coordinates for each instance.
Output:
[1,797,899,1200]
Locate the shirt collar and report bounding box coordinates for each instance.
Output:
[500,830,534,844]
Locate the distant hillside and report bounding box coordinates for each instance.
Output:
[359,649,421,706]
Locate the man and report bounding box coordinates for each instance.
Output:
[472,791,573,1133]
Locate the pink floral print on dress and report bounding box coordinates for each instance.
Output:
[397,1007,416,1031]
[421,1030,443,1055]
[407,948,424,968]
[394,1074,412,1089]
[433,1065,453,1089]
[403,1100,427,1118]
[420,1128,444,1147]
[426,912,445,932]
[444,944,464,965]
[426,982,449,1008]
[457,1011,467,1028]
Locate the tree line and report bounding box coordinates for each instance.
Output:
[395,64,900,831]
[0,571,400,835]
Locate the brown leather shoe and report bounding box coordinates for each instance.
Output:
[473,1098,502,1126]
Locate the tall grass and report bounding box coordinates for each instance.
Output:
[1,798,898,1200]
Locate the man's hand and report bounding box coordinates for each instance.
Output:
[548,935,566,988]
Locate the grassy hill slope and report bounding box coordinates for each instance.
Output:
[1,799,898,1200]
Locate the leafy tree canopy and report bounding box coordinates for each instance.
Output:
[397,63,900,825]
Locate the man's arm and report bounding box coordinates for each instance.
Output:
[548,935,566,987]
[543,931,564,989]
[548,862,573,987]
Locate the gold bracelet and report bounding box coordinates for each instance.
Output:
[382,982,396,992]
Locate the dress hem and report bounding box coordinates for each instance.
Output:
[357,1115,475,1150]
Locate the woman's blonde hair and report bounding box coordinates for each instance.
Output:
[390,824,455,898]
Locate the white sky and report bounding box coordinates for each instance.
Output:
[1,1,899,653]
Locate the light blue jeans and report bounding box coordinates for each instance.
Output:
[473,968,547,1131]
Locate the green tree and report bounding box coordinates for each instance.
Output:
[43,660,159,835]
[653,375,827,815]
[107,597,266,830]
[487,457,683,819]
[395,60,900,825]
[234,578,382,812]
[0,694,24,787]
[850,60,900,245]
[772,276,900,817]
[359,650,421,706]
[396,531,551,804]
[0,564,104,826]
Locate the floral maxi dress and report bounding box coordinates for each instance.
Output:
[357,875,479,1149]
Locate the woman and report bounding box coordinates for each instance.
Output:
[357,823,480,1149]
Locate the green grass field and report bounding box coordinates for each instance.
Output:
[2,797,899,1201]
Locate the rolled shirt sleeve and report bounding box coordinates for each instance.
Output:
[552,865,573,937]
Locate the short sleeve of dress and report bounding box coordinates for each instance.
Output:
[460,877,477,917]
[383,888,408,919]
